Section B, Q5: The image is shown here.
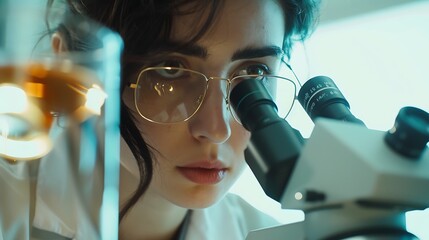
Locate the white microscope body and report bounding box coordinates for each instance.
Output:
[247,118,429,239]
[230,76,429,239]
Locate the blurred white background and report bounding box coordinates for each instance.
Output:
[19,0,429,238]
[231,0,429,239]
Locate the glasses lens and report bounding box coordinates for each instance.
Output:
[135,67,207,123]
[229,75,296,121]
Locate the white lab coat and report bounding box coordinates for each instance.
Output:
[0,122,279,240]
[186,193,280,240]
[1,164,278,240]
[1,121,105,240]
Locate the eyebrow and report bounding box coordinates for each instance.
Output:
[153,43,208,59]
[154,42,284,61]
[231,46,284,61]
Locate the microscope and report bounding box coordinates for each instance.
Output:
[230,76,429,239]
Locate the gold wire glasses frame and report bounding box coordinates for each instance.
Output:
[129,66,298,124]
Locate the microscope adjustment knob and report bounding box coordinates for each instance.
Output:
[385,106,429,159]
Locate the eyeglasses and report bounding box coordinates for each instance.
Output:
[129,67,297,124]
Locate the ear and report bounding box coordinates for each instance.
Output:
[51,32,68,53]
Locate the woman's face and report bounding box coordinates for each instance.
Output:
[122,0,285,208]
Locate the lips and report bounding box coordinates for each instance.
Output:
[177,161,227,185]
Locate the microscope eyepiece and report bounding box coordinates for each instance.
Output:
[229,77,279,131]
[297,76,365,126]
[229,77,303,201]
[385,106,429,159]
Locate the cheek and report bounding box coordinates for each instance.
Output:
[229,123,251,156]
[137,123,175,152]
[121,86,171,148]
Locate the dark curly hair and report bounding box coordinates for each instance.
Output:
[47,0,321,222]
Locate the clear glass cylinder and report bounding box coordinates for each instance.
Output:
[0,2,123,239]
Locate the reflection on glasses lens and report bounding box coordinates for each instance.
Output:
[135,67,207,123]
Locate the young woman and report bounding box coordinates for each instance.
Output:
[44,0,320,239]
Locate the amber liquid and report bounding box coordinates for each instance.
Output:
[0,62,103,129]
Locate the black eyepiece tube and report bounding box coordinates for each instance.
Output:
[385,106,429,159]
[297,76,365,126]
[230,78,304,202]
[230,77,279,131]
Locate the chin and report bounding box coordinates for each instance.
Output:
[173,186,229,209]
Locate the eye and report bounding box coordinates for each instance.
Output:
[234,64,270,77]
[156,60,184,68]
[154,60,187,79]
[154,59,185,68]
[230,64,273,91]
[155,67,187,79]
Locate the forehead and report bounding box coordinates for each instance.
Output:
[170,0,285,54]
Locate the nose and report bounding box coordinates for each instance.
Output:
[188,79,231,144]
